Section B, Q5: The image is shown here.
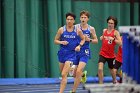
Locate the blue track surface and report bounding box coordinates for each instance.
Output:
[0,76,119,93]
[0,84,89,93]
[0,76,119,85]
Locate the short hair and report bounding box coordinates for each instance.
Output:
[80,10,90,18]
[107,16,118,28]
[66,12,76,20]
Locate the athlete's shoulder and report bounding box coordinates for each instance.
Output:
[57,26,64,34]
[75,24,81,29]
[89,26,96,34]
[59,27,63,30]
[76,27,82,32]
[89,25,95,30]
[114,29,120,36]
[114,29,119,32]
[114,29,119,34]
[58,27,64,31]
[103,28,107,33]
[74,24,81,31]
[75,24,80,26]
[103,28,107,31]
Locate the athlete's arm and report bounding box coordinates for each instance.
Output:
[78,28,85,46]
[100,29,106,40]
[90,26,98,44]
[114,30,122,45]
[54,27,68,45]
[75,28,85,51]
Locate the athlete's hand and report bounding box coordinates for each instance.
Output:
[108,36,115,41]
[60,41,69,45]
[85,35,90,42]
[75,45,81,52]
[100,36,103,40]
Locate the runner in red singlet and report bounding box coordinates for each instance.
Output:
[98,16,122,84]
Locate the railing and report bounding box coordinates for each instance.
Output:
[119,26,140,84]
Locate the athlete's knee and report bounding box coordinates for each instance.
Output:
[98,69,103,74]
[61,78,67,85]
[61,72,67,79]
[76,70,82,77]
[110,68,115,74]
[73,74,76,77]
[61,73,67,83]
[98,62,104,69]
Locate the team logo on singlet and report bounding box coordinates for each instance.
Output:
[85,49,89,55]
[108,40,113,44]
[84,34,90,38]
[104,36,113,44]
[64,35,76,38]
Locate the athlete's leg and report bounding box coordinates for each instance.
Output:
[117,69,122,83]
[110,68,116,83]
[108,58,116,83]
[98,55,106,84]
[112,68,122,83]
[80,55,88,83]
[71,62,86,92]
[59,61,71,93]
[59,62,64,73]
[113,60,122,83]
[98,62,104,84]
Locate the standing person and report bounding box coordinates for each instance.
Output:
[54,12,85,93]
[113,36,122,83]
[98,16,122,84]
[70,10,98,93]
